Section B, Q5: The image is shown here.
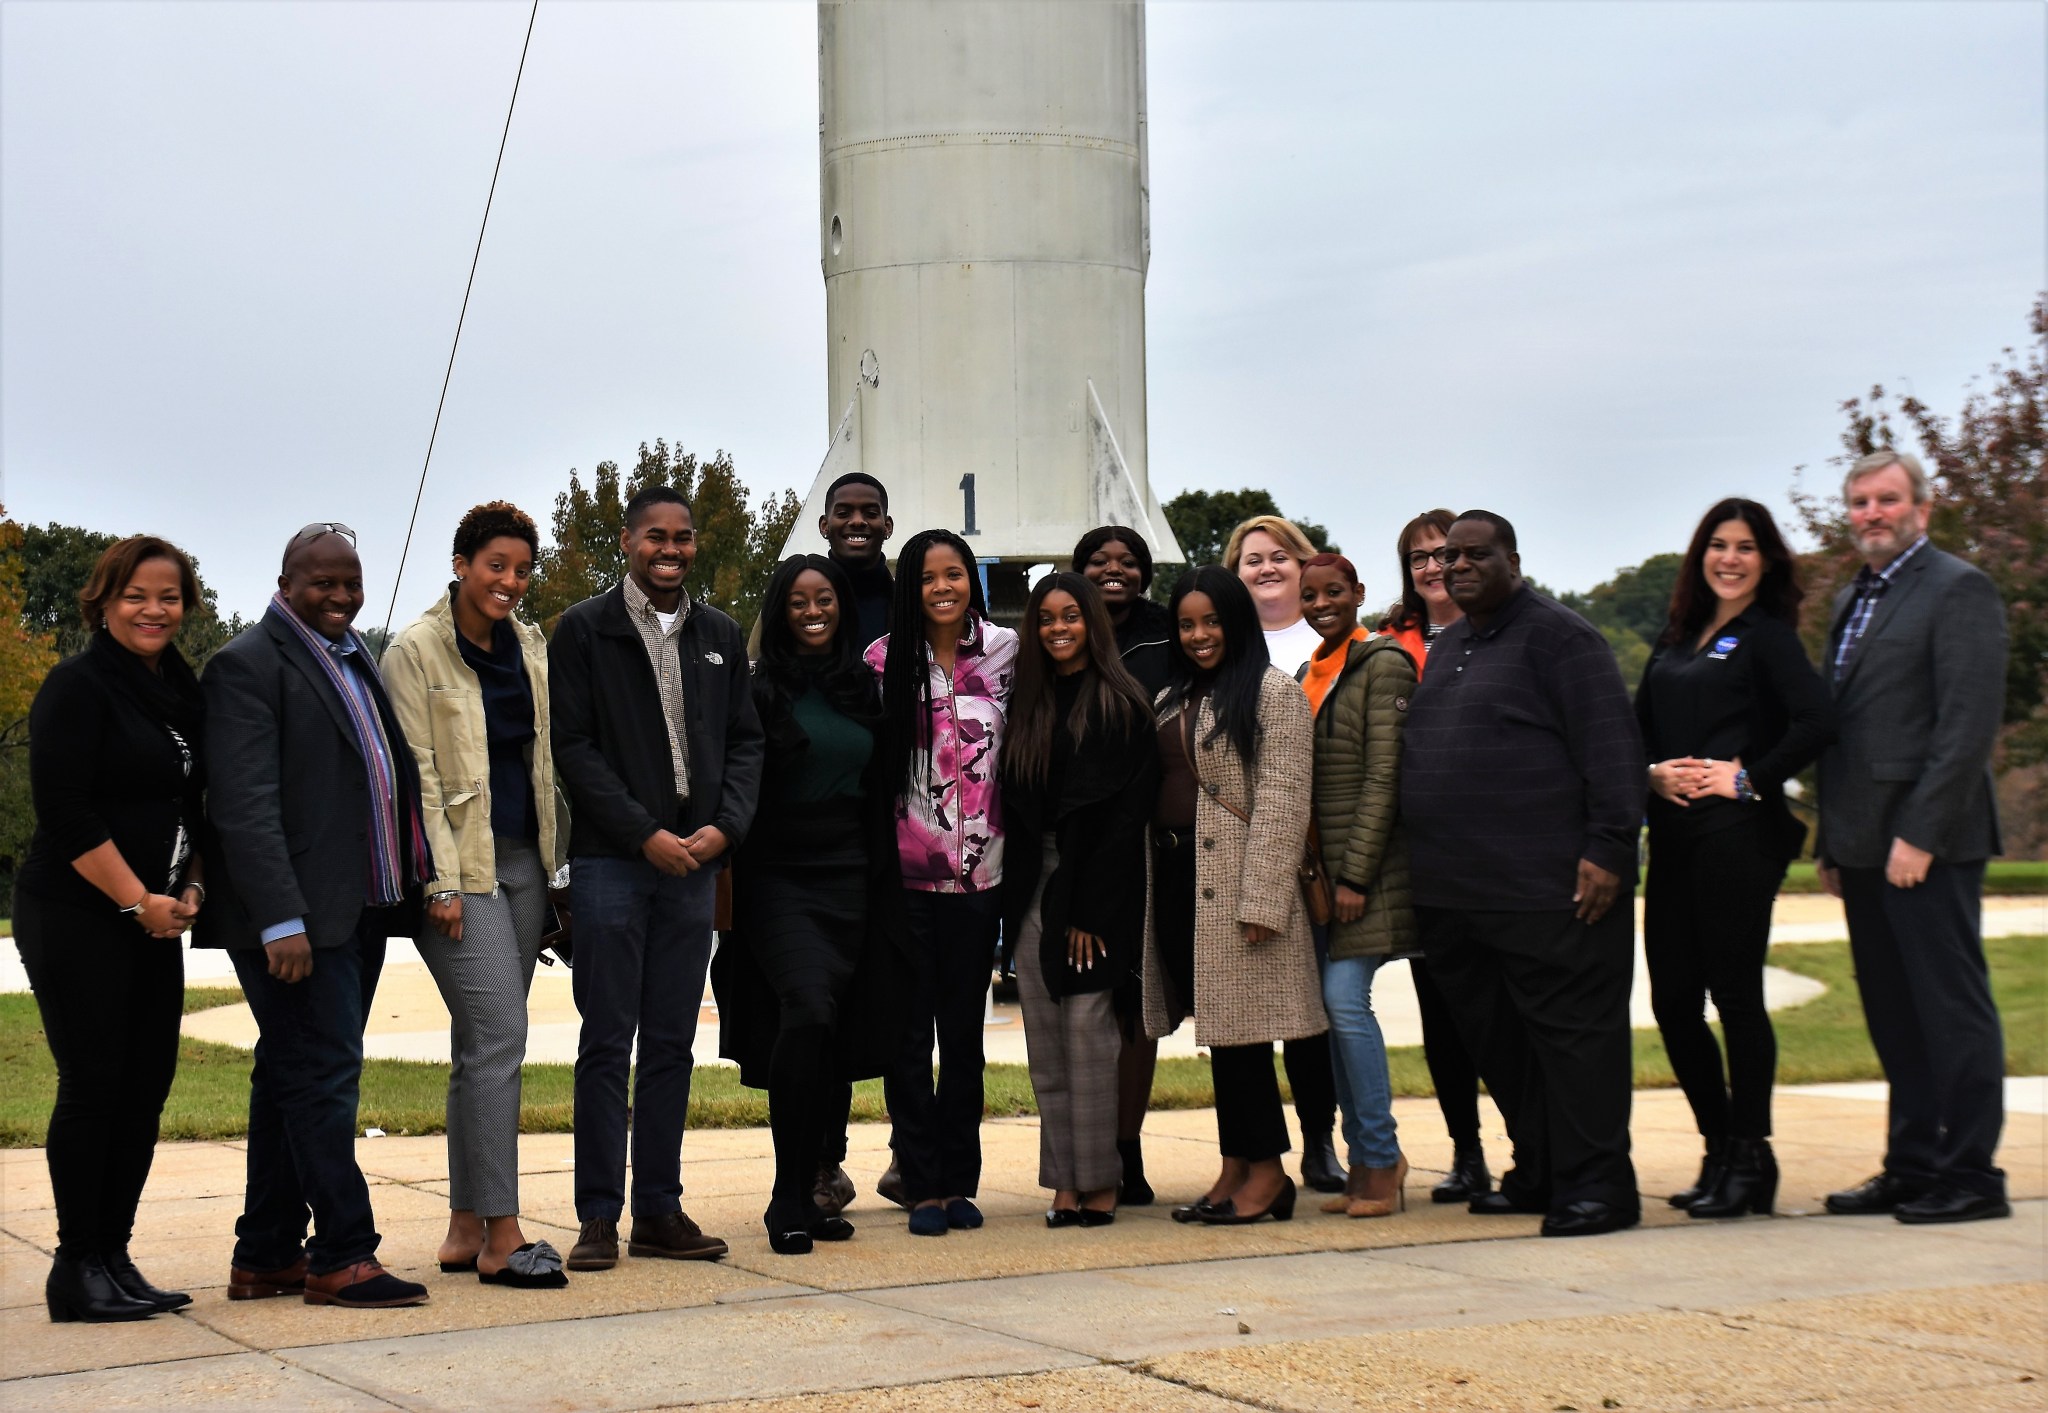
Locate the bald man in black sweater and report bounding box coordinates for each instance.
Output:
[1402,511,1646,1238]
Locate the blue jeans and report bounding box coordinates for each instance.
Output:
[229,914,386,1275]
[1321,953,1400,1169]
[570,855,717,1221]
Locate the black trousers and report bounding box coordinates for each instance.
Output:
[1644,821,1784,1141]
[13,890,184,1260]
[1410,957,1483,1148]
[885,888,1001,1202]
[1281,930,1337,1139]
[1840,860,2005,1198]
[1419,903,1638,1213]
[1212,1044,1291,1161]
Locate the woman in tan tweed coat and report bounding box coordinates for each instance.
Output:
[1143,568,1327,1226]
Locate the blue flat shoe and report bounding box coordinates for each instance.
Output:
[908,1206,949,1237]
[944,1199,983,1230]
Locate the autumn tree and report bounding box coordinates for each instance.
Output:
[0,512,61,881]
[523,440,801,633]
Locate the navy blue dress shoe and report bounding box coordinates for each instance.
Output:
[1894,1186,2011,1225]
[1823,1172,1930,1216]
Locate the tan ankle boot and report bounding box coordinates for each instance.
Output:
[1322,1165,1369,1214]
[1347,1154,1410,1218]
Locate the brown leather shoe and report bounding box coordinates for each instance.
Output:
[627,1210,728,1261]
[1322,1166,1369,1215]
[228,1255,310,1301]
[567,1218,619,1271]
[302,1260,428,1308]
[1347,1154,1410,1219]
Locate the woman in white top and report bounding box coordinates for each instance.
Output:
[1220,512,1342,1195]
[1225,515,1324,676]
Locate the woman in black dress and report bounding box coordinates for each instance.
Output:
[727,555,887,1253]
[1638,499,1833,1218]
[14,536,209,1321]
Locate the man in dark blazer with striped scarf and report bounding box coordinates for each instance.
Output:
[198,526,435,1306]
[1816,451,2010,1225]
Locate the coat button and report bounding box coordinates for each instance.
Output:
[1201,887,1214,900]
[1202,838,1215,849]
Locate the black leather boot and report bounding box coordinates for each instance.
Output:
[1431,1144,1492,1204]
[46,1255,156,1323]
[1299,1130,1345,1194]
[103,1249,191,1311]
[1668,1136,1729,1210]
[1689,1138,1778,1219]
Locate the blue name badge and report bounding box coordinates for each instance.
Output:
[1708,634,1740,660]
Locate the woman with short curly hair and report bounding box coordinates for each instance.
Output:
[383,501,569,1288]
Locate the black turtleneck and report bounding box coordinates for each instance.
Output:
[834,555,894,654]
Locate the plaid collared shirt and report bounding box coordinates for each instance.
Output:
[621,575,692,802]
[1833,534,1928,683]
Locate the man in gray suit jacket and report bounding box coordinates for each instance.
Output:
[1815,451,2009,1225]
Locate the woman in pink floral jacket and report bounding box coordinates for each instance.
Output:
[865,529,1019,1236]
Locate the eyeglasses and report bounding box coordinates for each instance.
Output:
[1426,546,1494,568]
[291,521,357,546]
[1405,550,1435,571]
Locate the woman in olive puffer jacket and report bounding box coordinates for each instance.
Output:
[1298,554,1417,1220]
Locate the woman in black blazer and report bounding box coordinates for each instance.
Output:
[1638,499,1833,1220]
[13,537,209,1321]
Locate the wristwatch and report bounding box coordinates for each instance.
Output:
[119,892,149,918]
[429,890,460,905]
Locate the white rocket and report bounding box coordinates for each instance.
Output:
[778,0,1184,589]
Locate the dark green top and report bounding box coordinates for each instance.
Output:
[783,682,873,804]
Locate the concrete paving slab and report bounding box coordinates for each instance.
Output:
[1379,1205,2045,1312]
[279,1292,1096,1411]
[1729,1280,2047,1373]
[0,1229,51,1310]
[864,1246,1657,1361]
[678,1365,1262,1413]
[0,1305,245,1380]
[1135,1303,2036,1412]
[182,1248,789,1351]
[0,1351,398,1410]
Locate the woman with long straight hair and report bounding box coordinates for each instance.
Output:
[865,529,1019,1236]
[1143,567,1325,1226]
[1375,509,1492,1204]
[724,554,888,1253]
[1222,515,1343,1194]
[1071,525,1173,1203]
[1001,572,1160,1227]
[15,536,209,1321]
[384,501,568,1288]
[1639,498,1832,1218]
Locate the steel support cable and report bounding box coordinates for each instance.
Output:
[382,0,540,635]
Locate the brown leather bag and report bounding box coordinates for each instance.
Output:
[1179,711,1334,927]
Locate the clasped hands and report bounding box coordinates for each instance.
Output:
[135,885,202,940]
[1648,755,1744,806]
[641,825,729,877]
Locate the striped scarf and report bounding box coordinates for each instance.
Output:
[267,595,430,905]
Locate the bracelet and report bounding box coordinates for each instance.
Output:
[118,892,149,917]
[181,881,206,905]
[429,890,461,905]
[1734,768,1759,802]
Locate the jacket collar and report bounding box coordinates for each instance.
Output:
[423,585,545,660]
[1832,540,1934,691]
[263,605,366,747]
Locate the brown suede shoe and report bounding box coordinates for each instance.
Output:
[628,1210,728,1261]
[302,1260,428,1308]
[567,1218,619,1271]
[227,1255,310,1301]
[1322,1166,1369,1215]
[1347,1154,1410,1219]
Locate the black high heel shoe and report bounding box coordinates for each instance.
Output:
[1045,1208,1082,1229]
[1170,1198,1222,1223]
[46,1255,155,1323]
[1669,1137,1729,1210]
[1198,1176,1297,1225]
[103,1249,191,1311]
[1689,1138,1777,1219]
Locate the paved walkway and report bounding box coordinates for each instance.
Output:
[2,1088,2041,1410]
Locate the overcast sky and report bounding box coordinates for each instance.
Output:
[3,1,2041,624]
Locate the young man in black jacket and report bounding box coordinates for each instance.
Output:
[549,487,764,1269]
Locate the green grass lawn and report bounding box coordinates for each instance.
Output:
[1779,859,2046,895]
[1,937,2040,1147]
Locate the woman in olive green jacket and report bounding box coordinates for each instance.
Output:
[1299,554,1417,1219]
[384,502,569,1288]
